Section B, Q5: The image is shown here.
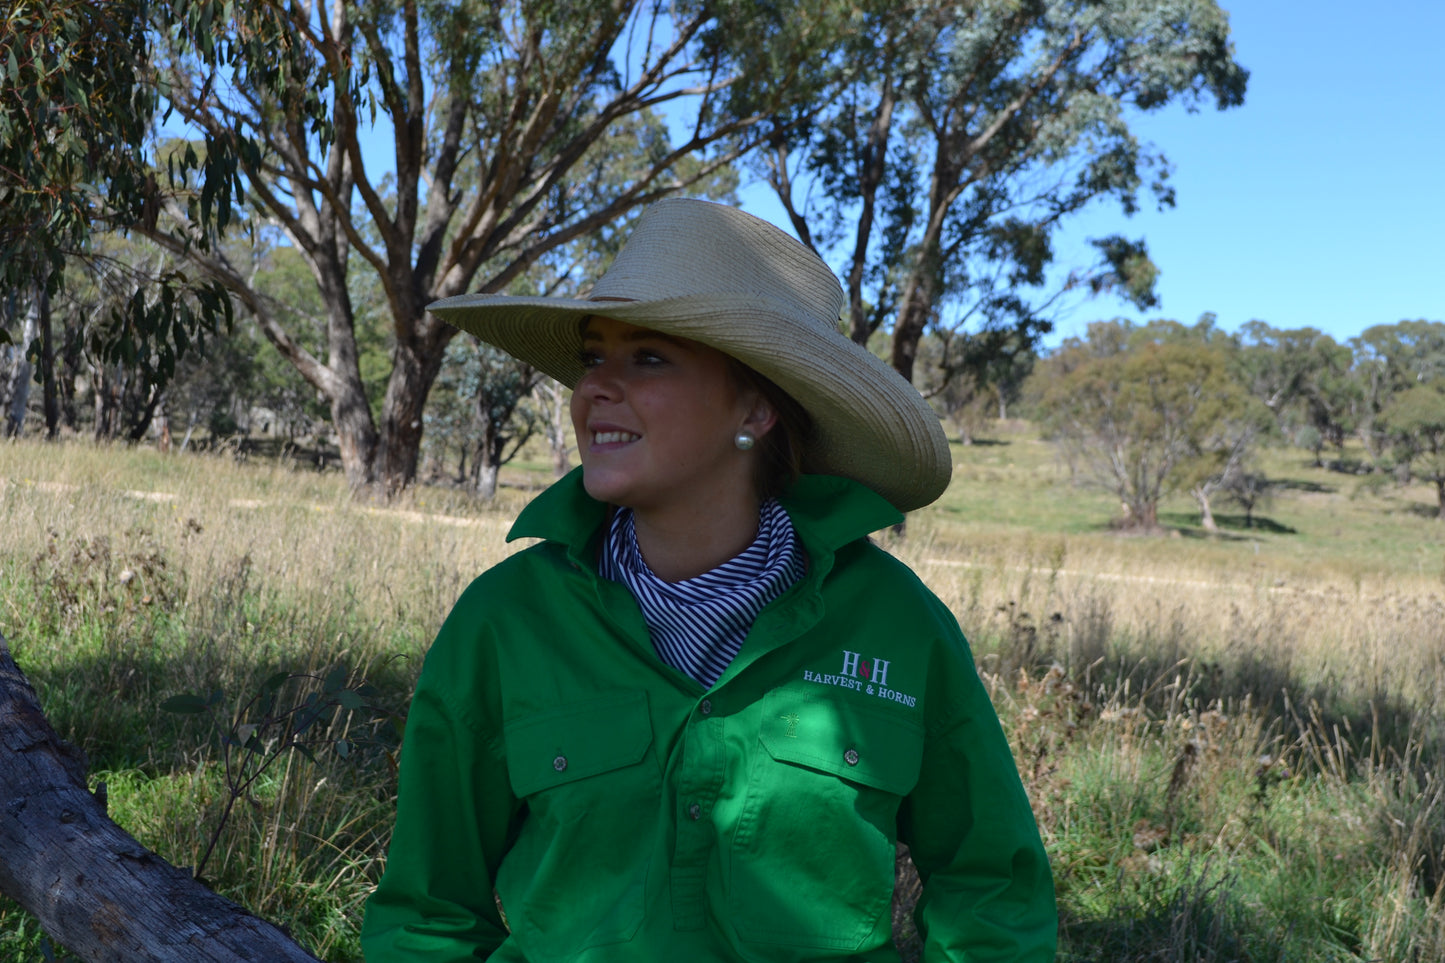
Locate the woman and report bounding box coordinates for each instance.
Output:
[361,199,1056,961]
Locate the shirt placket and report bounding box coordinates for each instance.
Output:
[668,693,725,929]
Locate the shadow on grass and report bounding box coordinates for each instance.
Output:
[1320,457,1374,476]
[9,571,413,777]
[191,434,343,472]
[1403,502,1444,521]
[980,598,1442,771]
[1273,477,1334,494]
[1220,515,1296,534]
[1159,513,1298,536]
[1058,875,1288,963]
[18,639,411,779]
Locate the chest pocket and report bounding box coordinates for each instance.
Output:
[758,690,923,792]
[498,690,658,961]
[729,688,924,952]
[504,689,654,799]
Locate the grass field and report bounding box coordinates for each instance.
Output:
[2,426,1443,961]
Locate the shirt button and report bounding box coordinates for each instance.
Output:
[844,749,859,766]
[553,755,568,772]
[688,803,702,820]
[700,699,713,715]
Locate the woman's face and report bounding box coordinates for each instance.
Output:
[571,317,766,518]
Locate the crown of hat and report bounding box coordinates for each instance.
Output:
[588,200,847,336]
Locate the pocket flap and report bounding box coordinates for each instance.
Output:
[759,689,923,795]
[505,690,653,797]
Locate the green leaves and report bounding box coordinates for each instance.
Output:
[159,663,395,879]
[1,1,151,283]
[1036,319,1263,529]
[0,0,236,404]
[1382,382,1445,513]
[1087,236,1160,311]
[754,0,1247,387]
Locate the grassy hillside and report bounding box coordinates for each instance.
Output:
[1,430,1442,961]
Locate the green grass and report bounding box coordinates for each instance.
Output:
[929,420,1445,582]
[2,430,1444,961]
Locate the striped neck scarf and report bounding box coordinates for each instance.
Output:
[600,500,805,688]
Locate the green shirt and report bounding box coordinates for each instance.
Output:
[362,472,1055,961]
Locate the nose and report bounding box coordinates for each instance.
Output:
[576,358,623,402]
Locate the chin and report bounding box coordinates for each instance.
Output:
[580,469,636,507]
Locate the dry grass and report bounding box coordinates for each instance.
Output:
[3,433,1444,961]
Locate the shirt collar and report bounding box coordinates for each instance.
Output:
[507,469,904,564]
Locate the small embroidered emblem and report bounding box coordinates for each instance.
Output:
[800,651,917,707]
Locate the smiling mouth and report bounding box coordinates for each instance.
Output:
[593,430,641,445]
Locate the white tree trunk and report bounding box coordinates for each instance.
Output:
[539,379,572,477]
[3,300,37,437]
[1193,485,1218,533]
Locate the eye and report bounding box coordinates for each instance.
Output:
[634,348,667,366]
[576,349,601,369]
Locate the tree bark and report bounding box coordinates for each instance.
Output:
[0,632,322,963]
[470,410,504,501]
[4,298,37,437]
[376,324,452,496]
[93,363,125,441]
[846,77,896,347]
[1193,486,1218,533]
[37,283,59,438]
[890,247,940,386]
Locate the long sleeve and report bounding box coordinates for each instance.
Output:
[900,616,1057,961]
[361,607,519,961]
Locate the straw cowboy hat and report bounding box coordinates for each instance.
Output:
[427,197,952,512]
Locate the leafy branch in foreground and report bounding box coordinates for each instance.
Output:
[161,665,396,883]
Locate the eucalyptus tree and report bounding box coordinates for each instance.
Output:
[754,0,1247,386]
[1355,321,1445,388]
[1036,319,1259,531]
[1237,321,1358,463]
[0,0,232,438]
[144,0,838,495]
[1383,381,1445,519]
[1351,320,1445,459]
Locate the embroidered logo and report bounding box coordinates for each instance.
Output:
[802,650,918,707]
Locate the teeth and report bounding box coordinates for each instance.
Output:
[594,430,640,445]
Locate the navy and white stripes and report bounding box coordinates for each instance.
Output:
[600,501,805,688]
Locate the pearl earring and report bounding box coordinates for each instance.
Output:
[734,430,756,451]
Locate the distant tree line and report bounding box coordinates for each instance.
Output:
[1027,316,1445,528]
[2,0,1250,498]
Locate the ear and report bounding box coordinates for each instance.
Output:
[740,393,778,440]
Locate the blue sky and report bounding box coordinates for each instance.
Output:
[735,2,1445,349]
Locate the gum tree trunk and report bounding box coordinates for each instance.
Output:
[3,299,37,437]
[376,322,452,496]
[0,632,321,962]
[37,283,59,438]
[1192,485,1219,533]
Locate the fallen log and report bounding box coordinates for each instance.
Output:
[0,631,323,962]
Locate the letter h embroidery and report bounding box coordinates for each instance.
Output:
[841,650,891,686]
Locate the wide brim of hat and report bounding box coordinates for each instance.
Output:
[428,291,952,512]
